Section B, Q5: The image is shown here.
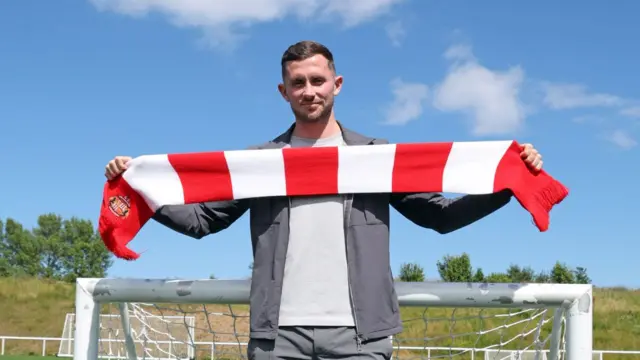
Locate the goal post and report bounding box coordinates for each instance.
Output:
[73,278,593,360]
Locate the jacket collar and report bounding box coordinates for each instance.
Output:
[268,121,375,148]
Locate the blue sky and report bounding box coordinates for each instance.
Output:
[1,0,639,288]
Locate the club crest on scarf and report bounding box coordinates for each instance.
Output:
[108,195,131,218]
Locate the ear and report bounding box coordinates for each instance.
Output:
[278,83,290,102]
[333,75,343,96]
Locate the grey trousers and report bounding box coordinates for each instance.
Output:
[247,327,394,360]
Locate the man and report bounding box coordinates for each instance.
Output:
[104,40,543,360]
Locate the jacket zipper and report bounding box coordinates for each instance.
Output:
[343,194,363,348]
[276,197,292,319]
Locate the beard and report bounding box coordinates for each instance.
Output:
[292,98,334,124]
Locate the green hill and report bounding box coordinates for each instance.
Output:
[1,277,639,359]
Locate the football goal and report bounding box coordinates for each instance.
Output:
[72,278,593,360]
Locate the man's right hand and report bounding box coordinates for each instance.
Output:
[105,156,132,180]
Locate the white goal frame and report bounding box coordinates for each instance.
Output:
[73,278,593,360]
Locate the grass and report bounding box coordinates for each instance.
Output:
[0,357,59,360]
[1,277,639,360]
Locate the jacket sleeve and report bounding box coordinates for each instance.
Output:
[149,143,263,239]
[371,136,512,234]
[389,190,512,234]
[152,199,250,239]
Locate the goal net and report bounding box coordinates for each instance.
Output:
[73,278,593,360]
[58,310,196,359]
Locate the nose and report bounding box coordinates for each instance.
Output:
[302,83,315,97]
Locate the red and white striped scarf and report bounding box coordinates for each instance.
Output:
[99,140,569,260]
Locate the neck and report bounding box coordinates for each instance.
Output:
[292,115,341,139]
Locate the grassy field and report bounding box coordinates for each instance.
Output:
[0,357,59,360]
[1,277,639,359]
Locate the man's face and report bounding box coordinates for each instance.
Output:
[278,54,343,124]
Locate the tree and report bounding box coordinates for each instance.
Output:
[472,268,485,282]
[0,220,7,276]
[59,216,113,282]
[0,214,113,282]
[573,266,591,284]
[428,255,592,286]
[506,264,535,283]
[33,214,67,279]
[534,271,551,283]
[0,218,41,277]
[437,253,473,282]
[550,261,575,284]
[485,272,512,283]
[398,262,425,282]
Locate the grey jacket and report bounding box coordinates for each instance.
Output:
[152,123,512,342]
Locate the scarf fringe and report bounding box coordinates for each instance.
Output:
[516,175,569,232]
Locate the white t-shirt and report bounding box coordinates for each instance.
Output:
[277,132,355,327]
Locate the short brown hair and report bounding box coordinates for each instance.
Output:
[280,40,336,78]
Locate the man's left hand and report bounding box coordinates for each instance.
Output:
[520,143,543,172]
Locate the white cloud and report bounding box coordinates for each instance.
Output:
[88,0,405,48]
[432,45,526,136]
[606,130,637,149]
[383,78,429,125]
[443,44,475,62]
[385,20,405,47]
[620,106,640,118]
[542,83,622,110]
[320,0,406,28]
[572,114,605,124]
